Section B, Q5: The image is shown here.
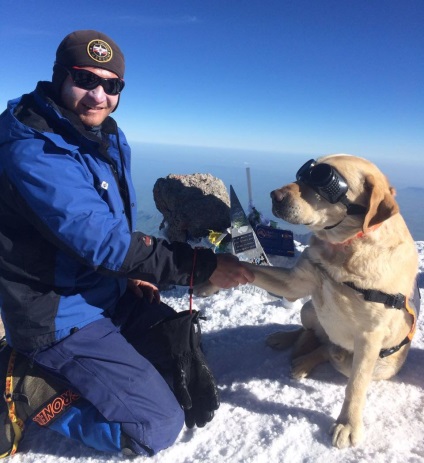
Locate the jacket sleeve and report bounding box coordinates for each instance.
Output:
[117,232,217,286]
[2,136,217,287]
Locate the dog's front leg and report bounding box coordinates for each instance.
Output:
[241,256,318,301]
[331,330,384,448]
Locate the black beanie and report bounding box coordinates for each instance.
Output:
[52,30,125,96]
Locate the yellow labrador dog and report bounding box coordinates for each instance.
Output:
[241,154,419,448]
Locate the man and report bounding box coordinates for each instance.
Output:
[0,30,254,457]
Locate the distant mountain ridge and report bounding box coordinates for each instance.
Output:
[130,144,424,242]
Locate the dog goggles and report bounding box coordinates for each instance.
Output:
[296,159,349,204]
[67,67,125,95]
[296,159,366,215]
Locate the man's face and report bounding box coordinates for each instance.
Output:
[61,66,120,126]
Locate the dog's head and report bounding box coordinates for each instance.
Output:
[271,154,399,241]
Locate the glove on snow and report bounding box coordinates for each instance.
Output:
[0,338,78,458]
[153,310,220,428]
[183,312,220,428]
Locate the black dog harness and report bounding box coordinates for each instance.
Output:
[344,281,420,358]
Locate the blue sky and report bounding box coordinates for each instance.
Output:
[1,0,423,162]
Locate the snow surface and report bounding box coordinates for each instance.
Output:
[10,239,424,463]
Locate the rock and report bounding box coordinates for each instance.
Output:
[153,173,230,242]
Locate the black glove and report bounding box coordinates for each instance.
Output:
[184,313,220,428]
[153,310,220,428]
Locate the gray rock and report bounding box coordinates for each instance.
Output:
[153,173,230,242]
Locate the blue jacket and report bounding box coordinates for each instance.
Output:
[0,82,216,351]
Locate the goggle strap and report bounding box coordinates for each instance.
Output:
[343,199,367,215]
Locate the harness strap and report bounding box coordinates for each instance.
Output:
[2,349,25,458]
[343,281,418,358]
[344,281,406,308]
[379,298,417,358]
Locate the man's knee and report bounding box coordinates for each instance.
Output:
[122,403,185,456]
[48,395,185,456]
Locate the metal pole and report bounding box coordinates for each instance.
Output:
[246,167,253,207]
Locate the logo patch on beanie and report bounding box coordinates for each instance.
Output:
[87,39,113,63]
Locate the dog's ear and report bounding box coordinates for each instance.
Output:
[363,174,399,231]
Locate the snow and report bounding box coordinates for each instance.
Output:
[12,239,424,463]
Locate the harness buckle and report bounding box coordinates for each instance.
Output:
[379,346,400,358]
[379,336,410,358]
[386,293,406,309]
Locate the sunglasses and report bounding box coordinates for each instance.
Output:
[67,67,125,95]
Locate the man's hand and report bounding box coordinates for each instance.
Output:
[208,254,255,289]
[127,279,160,303]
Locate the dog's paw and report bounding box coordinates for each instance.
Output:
[266,328,303,350]
[193,282,220,297]
[330,421,364,448]
[290,355,312,379]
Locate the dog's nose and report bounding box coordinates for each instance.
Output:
[271,189,284,202]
